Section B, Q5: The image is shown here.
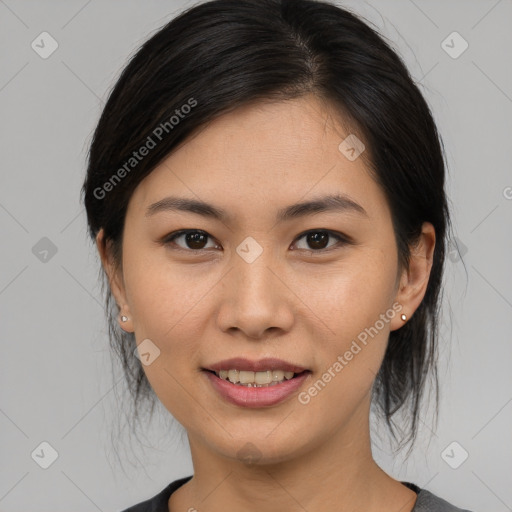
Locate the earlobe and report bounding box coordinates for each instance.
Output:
[118,312,134,332]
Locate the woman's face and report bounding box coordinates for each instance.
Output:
[100,94,434,466]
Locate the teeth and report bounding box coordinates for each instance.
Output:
[217,369,296,387]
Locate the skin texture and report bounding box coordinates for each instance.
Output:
[97,94,435,512]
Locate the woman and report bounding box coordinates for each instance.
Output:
[81,0,474,510]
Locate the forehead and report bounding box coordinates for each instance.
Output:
[129,95,389,223]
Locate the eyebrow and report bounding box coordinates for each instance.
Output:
[145,193,368,222]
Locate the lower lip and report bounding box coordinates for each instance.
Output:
[204,370,311,408]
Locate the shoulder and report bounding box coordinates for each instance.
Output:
[413,488,475,512]
[119,475,193,512]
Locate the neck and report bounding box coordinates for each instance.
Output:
[169,396,418,512]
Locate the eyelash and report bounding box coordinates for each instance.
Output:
[161,229,352,254]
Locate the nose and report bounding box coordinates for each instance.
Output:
[216,248,294,340]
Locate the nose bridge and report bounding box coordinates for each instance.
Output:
[217,239,293,337]
[234,242,278,308]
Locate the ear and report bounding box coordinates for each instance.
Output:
[390,222,436,332]
[95,228,134,333]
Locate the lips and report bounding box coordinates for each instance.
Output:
[204,369,311,407]
[203,357,308,374]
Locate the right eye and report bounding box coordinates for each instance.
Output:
[162,229,220,252]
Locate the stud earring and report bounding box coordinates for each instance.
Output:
[121,315,128,322]
[400,313,407,322]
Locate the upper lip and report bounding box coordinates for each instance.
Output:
[204,357,308,374]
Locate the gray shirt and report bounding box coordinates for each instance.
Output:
[403,481,473,511]
[120,475,475,512]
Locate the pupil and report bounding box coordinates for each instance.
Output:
[308,231,328,249]
[187,232,207,249]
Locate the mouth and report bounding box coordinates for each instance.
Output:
[201,368,312,408]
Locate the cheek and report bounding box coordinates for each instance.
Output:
[123,258,209,421]
[305,251,397,333]
[305,250,397,387]
[123,246,206,334]
[299,274,394,431]
[122,255,217,403]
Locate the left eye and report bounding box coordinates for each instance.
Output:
[293,230,348,252]
[162,229,349,252]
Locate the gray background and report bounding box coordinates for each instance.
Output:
[1,0,511,511]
